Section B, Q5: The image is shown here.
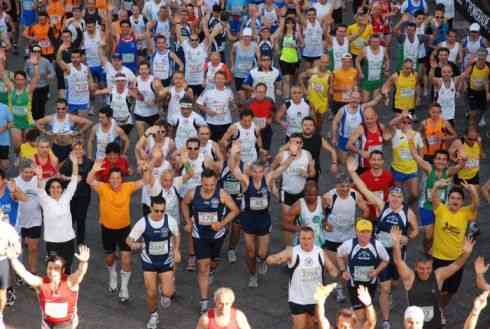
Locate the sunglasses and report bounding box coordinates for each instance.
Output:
[152,209,165,213]
[187,146,199,150]
[190,38,199,42]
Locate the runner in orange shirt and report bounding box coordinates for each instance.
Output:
[23,11,56,60]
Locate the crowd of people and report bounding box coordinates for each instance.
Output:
[0,0,489,328]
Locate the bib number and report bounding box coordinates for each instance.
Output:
[45,302,68,319]
[198,212,218,226]
[122,53,135,63]
[148,241,168,256]
[250,196,268,210]
[301,267,321,282]
[223,180,241,195]
[353,266,374,282]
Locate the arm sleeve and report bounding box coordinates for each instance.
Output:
[128,219,146,241]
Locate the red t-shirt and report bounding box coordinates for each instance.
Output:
[247,98,275,119]
[360,169,394,220]
[96,157,130,182]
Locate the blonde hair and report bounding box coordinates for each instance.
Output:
[214,287,235,304]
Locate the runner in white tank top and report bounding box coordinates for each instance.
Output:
[94,118,119,160]
[66,63,90,106]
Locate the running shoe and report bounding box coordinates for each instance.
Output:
[6,287,15,307]
[248,274,258,288]
[200,299,209,314]
[160,296,172,308]
[382,321,391,329]
[227,249,237,264]
[146,312,159,329]
[119,287,129,303]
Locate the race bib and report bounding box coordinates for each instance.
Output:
[122,53,135,63]
[313,83,324,93]
[399,148,412,161]
[301,267,321,282]
[377,231,393,248]
[400,88,415,98]
[465,159,479,168]
[250,196,268,210]
[39,39,50,48]
[427,136,441,145]
[74,81,88,93]
[374,190,384,200]
[254,117,267,129]
[198,212,218,225]
[12,105,26,116]
[45,302,68,319]
[342,91,352,102]
[223,180,241,195]
[353,265,374,282]
[421,306,434,322]
[148,241,168,256]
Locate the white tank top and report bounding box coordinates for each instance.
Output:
[332,37,349,70]
[281,150,309,194]
[166,86,186,121]
[66,64,90,105]
[464,36,483,67]
[134,75,159,117]
[205,62,224,89]
[297,197,325,247]
[130,15,147,49]
[151,50,171,80]
[437,78,456,121]
[199,140,215,159]
[286,99,310,137]
[95,119,118,160]
[181,153,205,195]
[83,30,102,67]
[339,105,363,139]
[366,46,384,81]
[152,180,181,222]
[236,122,257,164]
[154,19,171,41]
[174,115,199,149]
[323,189,357,243]
[141,159,171,206]
[288,245,325,305]
[303,20,324,58]
[111,87,133,125]
[51,115,74,134]
[440,41,460,63]
[185,44,207,85]
[146,135,171,159]
[403,35,420,69]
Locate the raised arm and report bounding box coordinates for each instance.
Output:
[431,178,449,210]
[314,283,337,329]
[474,257,490,290]
[435,238,474,287]
[390,226,415,289]
[7,244,42,288]
[463,291,489,329]
[346,156,384,210]
[68,245,90,287]
[462,182,480,213]
[86,160,104,190]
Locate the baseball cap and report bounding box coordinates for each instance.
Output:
[469,23,480,32]
[342,53,353,60]
[477,47,489,56]
[112,52,122,60]
[356,219,373,232]
[389,186,404,195]
[31,44,42,52]
[180,96,194,108]
[404,306,425,323]
[212,4,221,12]
[115,73,127,81]
[242,27,253,37]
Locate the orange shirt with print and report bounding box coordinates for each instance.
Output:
[96,0,107,11]
[97,181,138,230]
[47,1,65,30]
[27,23,54,56]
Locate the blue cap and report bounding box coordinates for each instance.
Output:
[112,52,122,60]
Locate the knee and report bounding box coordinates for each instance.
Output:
[198,262,210,275]
[380,284,391,295]
[246,247,256,259]
[146,287,158,300]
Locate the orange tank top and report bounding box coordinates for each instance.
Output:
[333,67,358,102]
[424,118,445,156]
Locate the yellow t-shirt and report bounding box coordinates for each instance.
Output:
[307,72,330,113]
[97,182,137,230]
[432,203,476,260]
[394,72,417,111]
[457,141,480,180]
[20,143,37,159]
[347,23,373,56]
[469,64,489,91]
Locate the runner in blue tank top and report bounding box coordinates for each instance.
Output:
[115,20,138,73]
[127,195,181,329]
[181,169,240,314]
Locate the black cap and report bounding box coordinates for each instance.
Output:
[212,4,222,12]
[180,96,194,108]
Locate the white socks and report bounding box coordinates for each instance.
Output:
[120,270,132,291]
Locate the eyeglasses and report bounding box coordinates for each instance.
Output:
[190,38,199,42]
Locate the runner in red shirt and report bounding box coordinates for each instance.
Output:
[96,142,130,182]
[7,245,90,329]
[359,150,395,220]
[196,287,251,329]
[246,83,276,151]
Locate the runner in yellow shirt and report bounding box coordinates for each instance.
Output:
[347,11,374,59]
[382,58,419,117]
[431,179,478,309]
[302,54,332,129]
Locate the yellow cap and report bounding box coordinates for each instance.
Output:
[356,219,373,232]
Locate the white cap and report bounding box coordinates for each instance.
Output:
[469,23,480,32]
[242,27,253,37]
[404,306,425,323]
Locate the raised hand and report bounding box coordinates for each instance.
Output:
[74,245,90,262]
[346,156,358,172]
[463,237,475,254]
[474,256,489,275]
[472,290,489,312]
[357,285,373,306]
[314,283,337,304]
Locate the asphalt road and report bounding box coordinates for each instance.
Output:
[3,9,490,329]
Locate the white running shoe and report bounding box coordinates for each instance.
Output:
[382,321,391,329]
[335,287,346,303]
[257,260,268,275]
[248,274,259,288]
[200,299,209,314]
[146,312,159,329]
[119,287,129,303]
[227,249,237,263]
[160,296,172,308]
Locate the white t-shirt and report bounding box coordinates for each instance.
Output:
[15,176,42,229]
[104,62,137,89]
[168,112,207,149]
[197,88,234,125]
[0,220,20,260]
